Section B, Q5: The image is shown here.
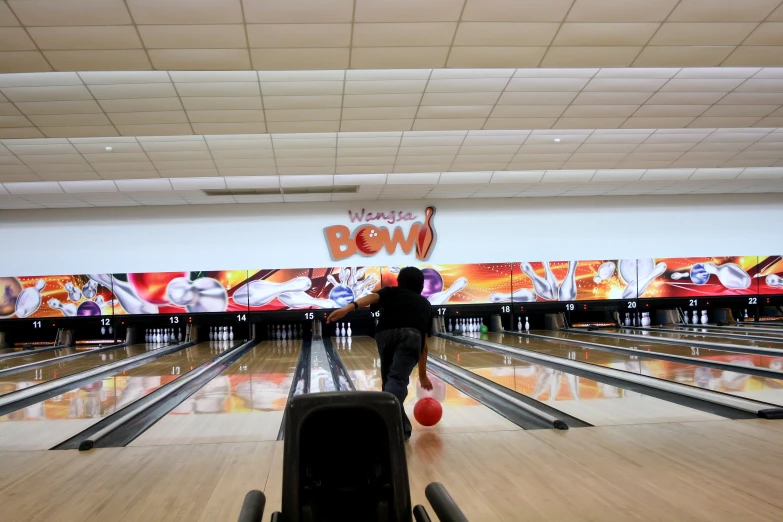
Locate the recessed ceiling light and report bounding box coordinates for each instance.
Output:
[105,146,113,152]
[554,138,561,143]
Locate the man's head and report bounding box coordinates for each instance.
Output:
[397,266,424,294]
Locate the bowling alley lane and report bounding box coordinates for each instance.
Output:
[338,336,520,436]
[0,341,229,451]
[0,344,152,398]
[615,327,783,349]
[0,346,79,371]
[551,330,783,368]
[130,339,299,447]
[482,332,783,408]
[430,336,721,426]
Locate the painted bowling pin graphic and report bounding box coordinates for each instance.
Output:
[544,262,560,299]
[48,298,77,317]
[15,279,45,318]
[233,276,312,307]
[558,261,578,302]
[88,274,158,315]
[427,277,467,305]
[415,206,437,261]
[167,277,228,313]
[593,261,616,284]
[64,282,82,302]
[82,279,98,300]
[622,262,667,299]
[277,291,336,309]
[767,274,783,288]
[670,272,690,280]
[703,262,751,289]
[520,263,556,300]
[489,288,536,303]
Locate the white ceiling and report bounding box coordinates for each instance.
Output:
[1,1,783,209]
[0,68,782,140]
[0,0,782,71]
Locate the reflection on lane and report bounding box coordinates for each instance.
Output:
[0,341,232,451]
[669,326,783,340]
[432,336,721,426]
[130,339,300,446]
[0,346,78,370]
[554,330,783,370]
[0,343,160,397]
[339,336,520,435]
[617,327,783,350]
[485,332,783,407]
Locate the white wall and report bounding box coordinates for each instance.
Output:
[1,194,782,276]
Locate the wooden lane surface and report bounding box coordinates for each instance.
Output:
[483,331,783,407]
[336,336,520,438]
[3,419,783,520]
[432,336,722,426]
[0,344,152,397]
[0,341,236,451]
[0,346,78,370]
[130,339,300,447]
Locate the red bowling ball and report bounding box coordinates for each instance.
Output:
[413,397,442,427]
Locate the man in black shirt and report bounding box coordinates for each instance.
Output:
[327,267,434,440]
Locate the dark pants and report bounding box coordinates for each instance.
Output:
[375,328,422,437]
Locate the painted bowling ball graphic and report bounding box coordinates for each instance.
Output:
[0,277,22,317]
[354,225,383,256]
[128,272,188,304]
[421,268,443,297]
[690,263,710,285]
[77,300,102,316]
[329,284,355,307]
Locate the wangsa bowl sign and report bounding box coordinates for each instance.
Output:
[324,207,437,261]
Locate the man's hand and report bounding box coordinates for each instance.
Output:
[326,306,350,324]
[419,374,433,391]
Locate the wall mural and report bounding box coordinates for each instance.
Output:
[1,255,782,319]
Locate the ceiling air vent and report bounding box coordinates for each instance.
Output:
[203,185,358,196]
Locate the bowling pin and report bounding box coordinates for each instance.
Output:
[415,206,437,261]
[744,309,749,319]
[625,313,631,326]
[336,323,340,337]
[427,277,468,306]
[233,277,312,307]
[145,329,150,342]
[15,279,46,318]
[517,317,523,331]
[48,298,78,317]
[558,261,577,302]
[683,312,689,324]
[700,310,709,325]
[287,324,293,338]
[64,282,82,302]
[209,326,214,340]
[177,328,182,342]
[704,262,751,290]
[167,277,228,313]
[82,279,98,300]
[347,322,352,337]
[520,263,556,300]
[88,274,158,315]
[163,329,169,343]
[692,310,699,324]
[622,262,667,299]
[593,262,616,284]
[229,326,234,341]
[448,319,453,333]
[670,272,690,280]
[489,288,537,303]
[765,274,783,288]
[341,323,347,337]
[544,262,560,300]
[525,316,530,333]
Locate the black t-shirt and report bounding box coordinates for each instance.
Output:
[375,286,434,346]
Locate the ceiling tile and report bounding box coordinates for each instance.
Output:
[182,96,263,110]
[446,47,547,68]
[0,27,35,50]
[225,176,280,189]
[0,51,52,72]
[242,0,354,23]
[542,170,594,182]
[566,0,679,22]
[16,100,103,115]
[28,26,141,50]
[554,23,659,46]
[139,25,247,49]
[4,181,62,194]
[8,0,132,26]
[462,0,573,22]
[723,46,783,67]
[98,98,184,113]
[109,111,189,125]
[633,46,735,67]
[454,22,559,46]
[355,22,457,47]
[129,0,243,22]
[350,47,449,69]
[115,178,172,192]
[650,23,758,46]
[248,23,351,48]
[540,46,642,67]
[149,49,251,70]
[668,0,781,22]
[44,50,152,71]
[116,123,193,136]
[169,176,226,190]
[355,0,464,22]
[29,113,111,127]
[252,48,349,70]
[59,179,118,193]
